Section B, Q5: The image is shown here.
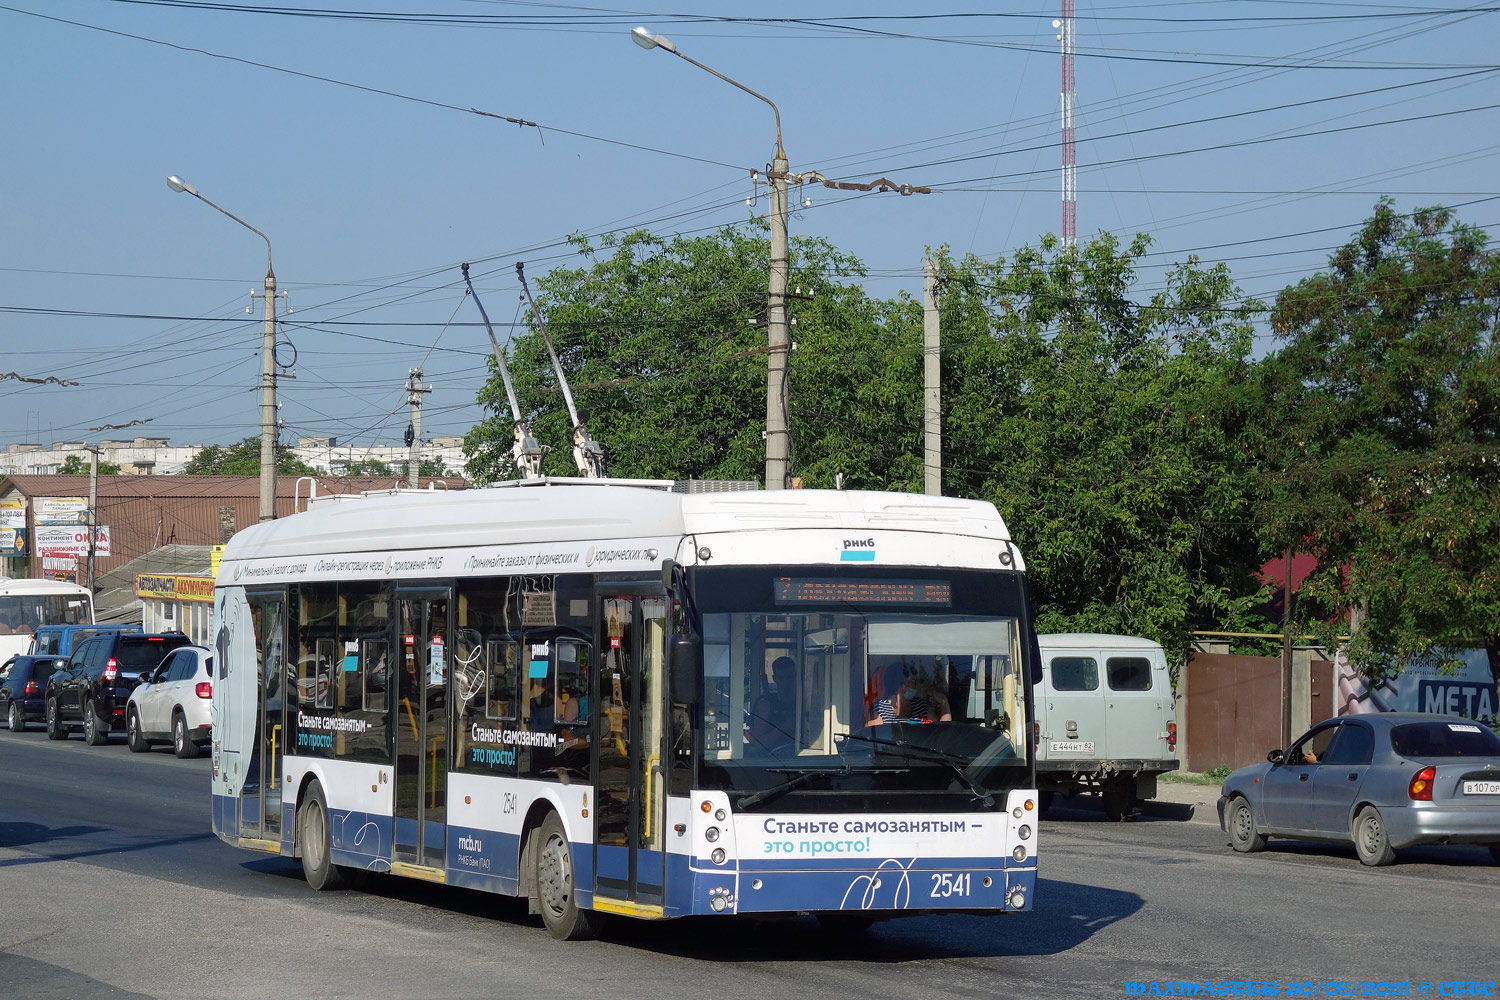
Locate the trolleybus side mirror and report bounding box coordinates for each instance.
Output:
[668,634,701,705]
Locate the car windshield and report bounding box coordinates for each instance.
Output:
[1390,721,1500,758]
[691,566,1032,806]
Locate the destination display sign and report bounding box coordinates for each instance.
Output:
[774,577,952,606]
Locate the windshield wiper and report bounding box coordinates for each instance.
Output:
[737,766,848,810]
[835,732,996,808]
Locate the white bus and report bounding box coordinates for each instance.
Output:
[0,578,94,660]
[210,480,1040,939]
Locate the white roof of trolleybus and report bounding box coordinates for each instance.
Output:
[0,578,92,596]
[214,480,1022,571]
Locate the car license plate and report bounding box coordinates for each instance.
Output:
[1050,741,1095,754]
[1462,780,1500,795]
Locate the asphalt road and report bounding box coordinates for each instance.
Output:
[3,729,1498,1000]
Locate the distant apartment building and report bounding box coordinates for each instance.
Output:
[0,435,469,478]
[0,438,199,476]
[290,436,468,475]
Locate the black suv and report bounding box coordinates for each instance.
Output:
[46,633,192,745]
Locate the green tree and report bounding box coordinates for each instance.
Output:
[340,458,396,476]
[936,234,1273,654]
[58,454,121,475]
[464,223,873,486]
[1253,199,1500,678]
[463,224,1275,654]
[184,437,315,476]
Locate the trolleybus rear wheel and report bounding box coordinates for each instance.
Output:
[298,783,349,891]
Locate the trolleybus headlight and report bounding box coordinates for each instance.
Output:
[705,826,720,843]
[700,800,712,813]
[1013,845,1027,863]
[1012,806,1023,819]
[711,848,727,865]
[1008,889,1026,908]
[710,895,728,912]
[715,808,727,821]
[1018,824,1032,840]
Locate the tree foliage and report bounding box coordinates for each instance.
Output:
[464,224,1272,654]
[183,437,315,476]
[1254,199,1500,677]
[58,454,121,475]
[935,234,1272,653]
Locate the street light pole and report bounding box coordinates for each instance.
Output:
[167,176,279,521]
[631,27,790,490]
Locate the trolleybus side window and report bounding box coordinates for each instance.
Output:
[453,577,523,775]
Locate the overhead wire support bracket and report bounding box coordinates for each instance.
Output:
[515,261,605,480]
[461,262,547,480]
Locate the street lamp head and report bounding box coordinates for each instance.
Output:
[166,175,197,196]
[631,26,675,53]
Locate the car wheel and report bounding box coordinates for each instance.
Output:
[535,812,602,941]
[1037,790,1055,817]
[46,700,67,741]
[1489,844,1500,866]
[127,708,148,753]
[298,783,348,891]
[83,700,109,746]
[7,700,25,733]
[1227,795,1267,853]
[173,713,199,759]
[1353,806,1397,866]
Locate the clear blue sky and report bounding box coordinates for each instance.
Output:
[2,1,1496,457]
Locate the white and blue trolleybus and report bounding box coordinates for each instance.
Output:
[210,480,1041,938]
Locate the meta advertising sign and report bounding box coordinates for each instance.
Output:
[1337,647,1497,723]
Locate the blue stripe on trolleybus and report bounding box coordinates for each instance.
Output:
[839,550,876,561]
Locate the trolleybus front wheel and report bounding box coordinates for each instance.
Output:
[535,813,602,941]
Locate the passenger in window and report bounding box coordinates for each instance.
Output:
[748,656,798,751]
[866,660,952,725]
[530,678,556,727]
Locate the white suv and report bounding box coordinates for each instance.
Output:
[126,645,213,758]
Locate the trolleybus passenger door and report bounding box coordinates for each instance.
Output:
[247,591,287,843]
[593,591,668,912]
[394,591,450,871]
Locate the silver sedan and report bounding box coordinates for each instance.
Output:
[1217,713,1500,866]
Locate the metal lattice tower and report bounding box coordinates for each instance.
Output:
[1055,1,1077,245]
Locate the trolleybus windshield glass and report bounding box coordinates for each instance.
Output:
[692,566,1030,805]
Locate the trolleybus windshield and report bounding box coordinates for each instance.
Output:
[691,566,1031,809]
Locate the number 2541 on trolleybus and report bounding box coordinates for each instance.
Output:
[210,480,1041,939]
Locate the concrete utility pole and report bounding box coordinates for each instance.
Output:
[631,27,791,490]
[86,446,99,588]
[167,176,281,521]
[405,368,431,488]
[923,259,941,496]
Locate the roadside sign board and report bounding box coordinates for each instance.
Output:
[33,525,110,556]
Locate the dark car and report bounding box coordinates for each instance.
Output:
[46,632,193,745]
[2,654,68,732]
[1218,713,1500,866]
